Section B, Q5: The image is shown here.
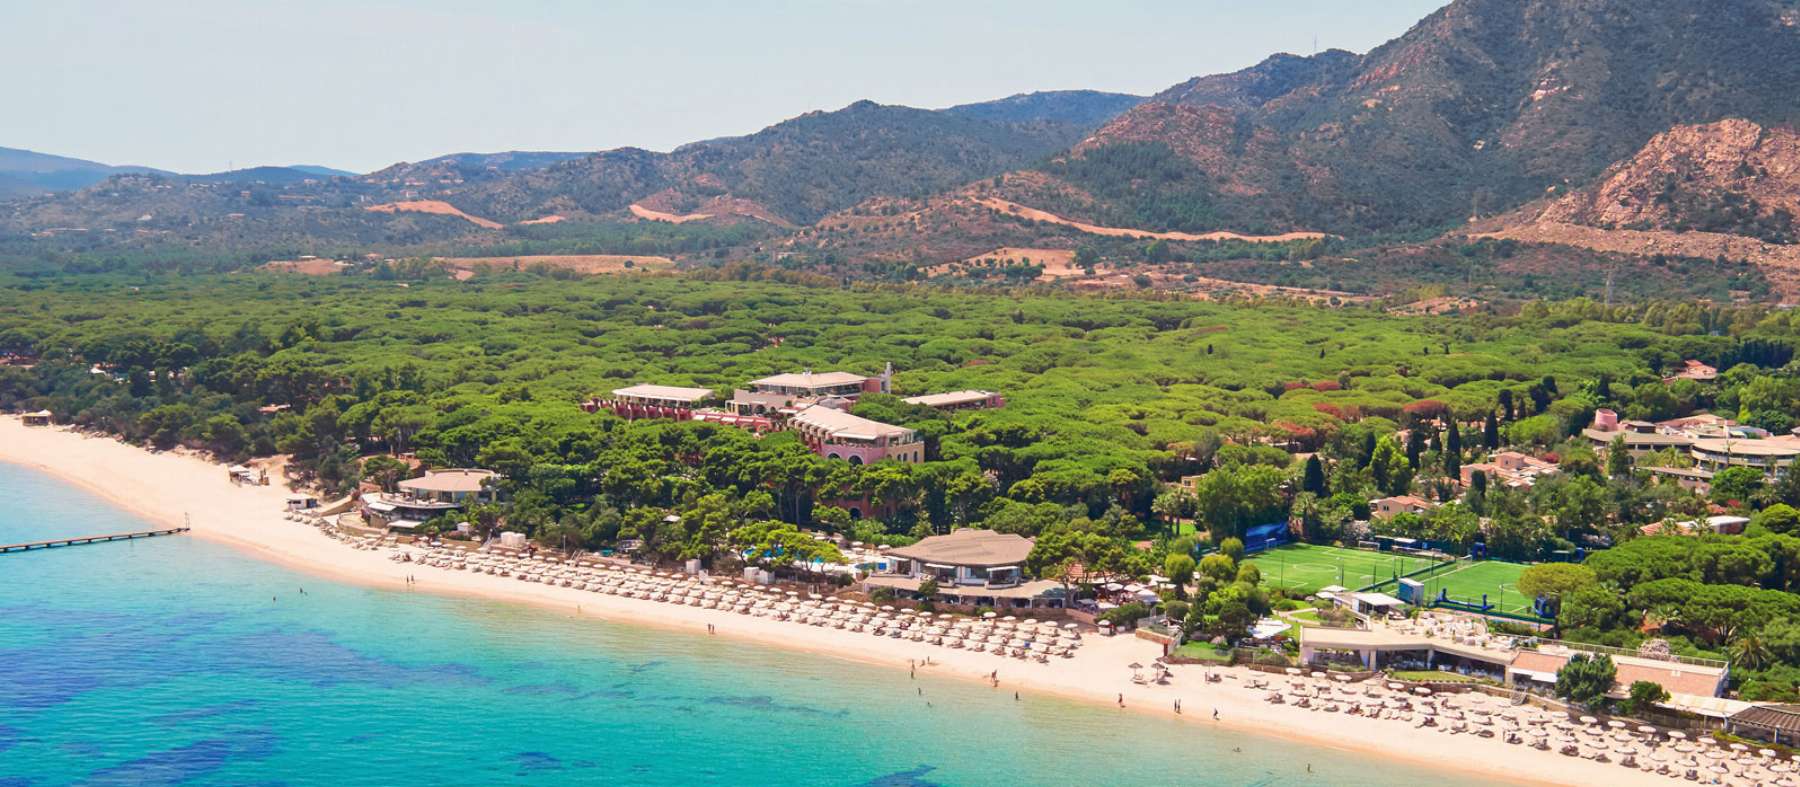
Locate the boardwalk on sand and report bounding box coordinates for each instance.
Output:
[0,527,190,554]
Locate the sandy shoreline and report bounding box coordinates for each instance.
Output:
[0,417,1659,786]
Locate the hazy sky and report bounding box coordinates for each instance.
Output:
[2,0,1447,174]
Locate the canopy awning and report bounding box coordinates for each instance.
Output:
[364,501,397,513]
[387,519,424,531]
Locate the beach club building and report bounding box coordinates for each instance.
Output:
[864,529,1063,609]
[363,468,502,532]
[789,404,924,464]
[1299,627,1728,702]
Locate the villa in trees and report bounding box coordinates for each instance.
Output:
[1370,495,1437,518]
[1460,451,1558,489]
[789,404,924,464]
[362,468,503,532]
[864,529,1062,609]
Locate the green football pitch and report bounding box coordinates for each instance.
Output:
[1404,559,1534,616]
[1246,544,1442,594]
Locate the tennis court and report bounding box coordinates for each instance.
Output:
[1410,559,1533,616]
[1246,544,1443,594]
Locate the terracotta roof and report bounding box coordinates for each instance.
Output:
[885,529,1034,568]
[1730,704,1800,736]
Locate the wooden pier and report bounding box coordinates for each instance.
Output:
[0,527,190,554]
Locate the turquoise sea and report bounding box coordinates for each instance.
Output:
[0,461,1491,786]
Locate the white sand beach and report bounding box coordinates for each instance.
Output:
[0,417,1668,786]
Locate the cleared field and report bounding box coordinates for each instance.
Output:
[1246,544,1441,594]
[973,197,1331,243]
[1409,560,1533,616]
[365,200,503,229]
[436,254,675,276]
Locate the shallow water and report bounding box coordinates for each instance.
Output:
[0,461,1495,785]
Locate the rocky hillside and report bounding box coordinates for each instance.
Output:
[955,0,1800,238]
[1532,119,1800,243]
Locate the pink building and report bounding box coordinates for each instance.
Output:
[594,384,715,420]
[789,404,923,464]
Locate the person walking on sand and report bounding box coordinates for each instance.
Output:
[1117,694,1124,708]
[1212,708,1219,720]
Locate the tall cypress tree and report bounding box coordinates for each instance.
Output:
[1483,411,1500,449]
[1302,454,1327,496]
[1445,421,1463,481]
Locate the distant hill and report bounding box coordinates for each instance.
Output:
[0,147,164,198]
[289,165,359,178]
[0,90,1145,243]
[941,90,1145,127]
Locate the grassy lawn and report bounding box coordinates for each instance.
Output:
[1174,642,1234,663]
[1246,544,1444,594]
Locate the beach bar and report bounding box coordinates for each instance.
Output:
[866,529,1062,608]
[363,468,502,531]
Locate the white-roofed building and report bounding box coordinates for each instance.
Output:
[789,404,923,464]
[363,468,502,531]
[747,368,885,399]
[589,383,716,420]
[901,390,1005,411]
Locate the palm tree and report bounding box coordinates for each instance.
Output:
[1731,633,1772,672]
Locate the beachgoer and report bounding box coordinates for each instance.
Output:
[1014,692,1019,701]
[1117,694,1124,708]
[1212,708,1219,720]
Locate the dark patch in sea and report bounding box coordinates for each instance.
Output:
[702,694,849,718]
[501,681,580,696]
[77,728,278,786]
[0,778,34,787]
[512,751,563,774]
[625,660,665,674]
[149,699,262,726]
[0,723,19,753]
[343,733,379,744]
[861,765,941,787]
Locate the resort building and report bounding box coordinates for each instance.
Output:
[746,369,887,400]
[1645,465,1714,494]
[864,529,1062,609]
[1460,450,1558,489]
[1689,436,1800,479]
[1583,410,1697,456]
[593,384,716,420]
[21,409,52,426]
[789,404,923,464]
[1369,495,1437,518]
[362,468,502,532]
[901,390,1005,411]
